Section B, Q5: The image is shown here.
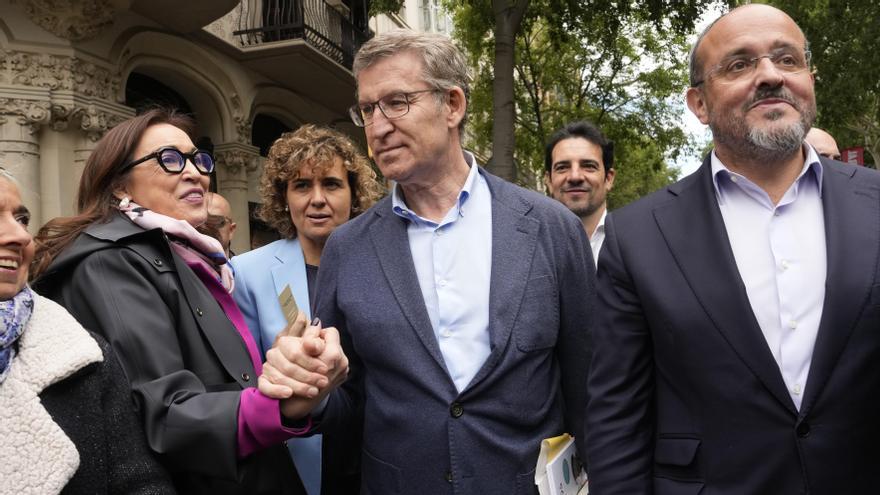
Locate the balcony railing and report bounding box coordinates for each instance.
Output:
[234,0,370,68]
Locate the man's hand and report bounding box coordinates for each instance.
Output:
[258,320,349,419]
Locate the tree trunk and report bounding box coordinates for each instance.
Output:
[488,0,529,182]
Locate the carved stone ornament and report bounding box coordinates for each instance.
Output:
[10,0,122,41]
[0,98,52,134]
[5,51,122,102]
[234,115,253,145]
[215,146,259,176]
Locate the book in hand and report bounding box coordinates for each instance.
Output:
[535,434,588,495]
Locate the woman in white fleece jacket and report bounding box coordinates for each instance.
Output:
[0,169,173,495]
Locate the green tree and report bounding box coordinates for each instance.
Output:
[448,0,711,203]
[765,0,880,166]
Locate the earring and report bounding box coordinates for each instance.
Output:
[284,205,289,212]
[119,196,131,208]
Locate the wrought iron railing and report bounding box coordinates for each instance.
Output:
[234,0,370,68]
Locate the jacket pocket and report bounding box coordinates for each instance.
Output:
[361,448,401,494]
[655,437,700,466]
[654,476,704,495]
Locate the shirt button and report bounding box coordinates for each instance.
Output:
[435,229,443,236]
[789,320,798,330]
[781,260,789,270]
[774,210,781,216]
[450,402,464,418]
[730,175,739,183]
[792,384,802,395]
[441,328,452,338]
[438,279,447,287]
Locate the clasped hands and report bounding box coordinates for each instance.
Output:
[258,311,349,420]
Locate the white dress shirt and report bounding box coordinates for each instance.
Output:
[711,146,825,410]
[391,153,492,392]
[590,209,607,268]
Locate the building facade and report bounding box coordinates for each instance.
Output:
[0,0,451,253]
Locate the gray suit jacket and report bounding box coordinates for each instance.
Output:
[314,167,594,495]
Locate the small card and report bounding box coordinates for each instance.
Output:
[277,285,299,327]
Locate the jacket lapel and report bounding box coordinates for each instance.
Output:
[270,238,311,321]
[369,206,449,374]
[800,161,880,416]
[654,158,797,414]
[466,172,540,389]
[169,251,255,388]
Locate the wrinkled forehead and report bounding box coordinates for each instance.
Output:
[698,5,805,64]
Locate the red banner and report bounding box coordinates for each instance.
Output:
[841,147,865,166]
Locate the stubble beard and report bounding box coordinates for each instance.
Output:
[709,88,816,164]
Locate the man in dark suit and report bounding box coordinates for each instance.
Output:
[585,4,880,494]
[260,29,594,494]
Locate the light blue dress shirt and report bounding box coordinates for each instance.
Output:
[391,153,493,392]
[710,145,826,410]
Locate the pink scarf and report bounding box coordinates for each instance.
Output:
[118,198,235,293]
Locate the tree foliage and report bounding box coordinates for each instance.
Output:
[447,0,714,206]
[764,0,880,165]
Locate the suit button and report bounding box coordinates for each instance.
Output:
[153,258,163,266]
[450,402,463,418]
[445,470,453,482]
[796,422,811,438]
[196,308,204,316]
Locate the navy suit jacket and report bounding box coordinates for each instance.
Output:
[314,167,594,494]
[586,155,880,494]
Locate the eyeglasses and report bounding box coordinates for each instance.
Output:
[122,147,215,175]
[206,214,233,228]
[692,49,811,87]
[349,89,438,127]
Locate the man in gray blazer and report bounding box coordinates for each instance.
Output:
[261,29,594,494]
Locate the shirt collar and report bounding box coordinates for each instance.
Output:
[593,208,607,237]
[391,151,480,224]
[710,143,824,201]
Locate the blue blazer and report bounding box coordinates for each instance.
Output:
[232,238,311,356]
[231,238,360,495]
[586,156,880,494]
[314,168,594,494]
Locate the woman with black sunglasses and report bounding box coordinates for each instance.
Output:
[31,109,310,495]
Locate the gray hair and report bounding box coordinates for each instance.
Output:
[353,29,471,135]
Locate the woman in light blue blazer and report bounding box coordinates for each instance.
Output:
[231,125,383,495]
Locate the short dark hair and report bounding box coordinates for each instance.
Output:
[544,121,614,175]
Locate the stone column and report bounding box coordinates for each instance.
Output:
[214,142,260,255]
[0,95,51,226]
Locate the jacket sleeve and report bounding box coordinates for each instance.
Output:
[312,235,364,434]
[584,214,655,494]
[554,212,596,460]
[56,247,245,480]
[95,335,178,494]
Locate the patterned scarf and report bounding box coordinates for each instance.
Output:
[0,285,34,383]
[118,198,235,293]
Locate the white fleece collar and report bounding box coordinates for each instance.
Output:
[0,294,103,494]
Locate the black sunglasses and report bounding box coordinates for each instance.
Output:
[121,147,215,175]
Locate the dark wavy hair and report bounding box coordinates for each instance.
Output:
[31,108,195,279]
